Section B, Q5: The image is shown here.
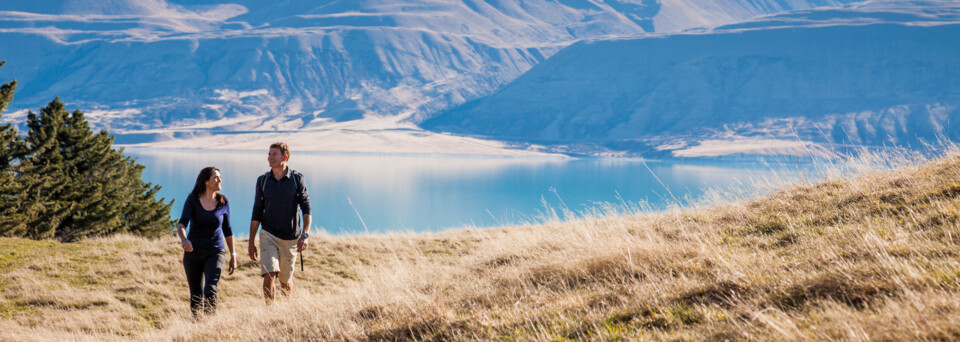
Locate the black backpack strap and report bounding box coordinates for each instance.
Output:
[256,172,267,200]
[290,169,305,237]
[291,170,304,201]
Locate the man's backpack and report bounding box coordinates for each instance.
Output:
[256,169,306,234]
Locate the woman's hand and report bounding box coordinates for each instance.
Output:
[181,238,194,252]
[228,254,237,275]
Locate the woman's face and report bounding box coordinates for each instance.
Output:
[206,170,222,192]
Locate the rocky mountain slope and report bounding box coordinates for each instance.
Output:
[0,0,856,140]
[424,0,960,157]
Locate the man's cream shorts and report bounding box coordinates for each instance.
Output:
[259,229,298,283]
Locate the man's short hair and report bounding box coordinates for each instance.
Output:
[270,142,291,159]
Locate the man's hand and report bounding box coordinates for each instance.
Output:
[248,241,258,261]
[249,221,260,261]
[297,236,308,252]
[181,238,194,252]
[298,215,312,253]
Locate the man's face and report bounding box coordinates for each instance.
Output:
[268,148,286,168]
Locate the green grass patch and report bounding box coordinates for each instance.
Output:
[0,238,58,273]
[0,299,32,318]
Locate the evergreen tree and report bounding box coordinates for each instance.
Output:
[0,61,21,233]
[11,98,174,241]
[0,61,16,168]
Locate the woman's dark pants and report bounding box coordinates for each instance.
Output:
[183,248,227,318]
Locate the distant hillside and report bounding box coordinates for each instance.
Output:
[2,150,960,340]
[0,0,857,136]
[424,1,960,157]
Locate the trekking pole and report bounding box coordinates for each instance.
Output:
[300,252,304,272]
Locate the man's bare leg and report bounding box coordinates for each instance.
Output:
[279,281,293,297]
[263,272,278,304]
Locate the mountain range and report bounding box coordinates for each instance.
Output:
[424,0,960,157]
[3,0,954,157]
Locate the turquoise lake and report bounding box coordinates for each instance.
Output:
[127,149,812,236]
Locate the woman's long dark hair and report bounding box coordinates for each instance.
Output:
[191,167,227,208]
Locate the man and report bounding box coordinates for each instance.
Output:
[249,142,311,303]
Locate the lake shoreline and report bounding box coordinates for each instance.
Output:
[127,148,812,236]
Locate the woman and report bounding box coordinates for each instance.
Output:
[177,167,237,319]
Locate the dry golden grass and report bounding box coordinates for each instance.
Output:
[3,151,960,341]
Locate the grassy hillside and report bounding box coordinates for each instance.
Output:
[3,152,960,341]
